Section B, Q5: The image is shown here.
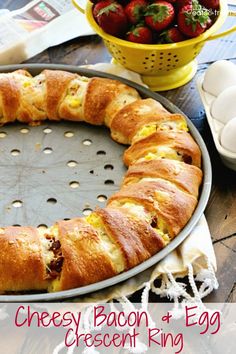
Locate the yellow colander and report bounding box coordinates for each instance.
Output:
[73,0,236,91]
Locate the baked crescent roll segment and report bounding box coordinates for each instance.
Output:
[16,72,48,124]
[123,159,203,198]
[44,69,77,120]
[110,98,188,144]
[83,77,140,126]
[0,75,20,124]
[0,227,49,292]
[58,76,89,122]
[96,208,165,269]
[108,180,198,238]
[123,131,201,168]
[51,218,117,291]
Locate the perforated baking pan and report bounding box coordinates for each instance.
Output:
[0,64,212,302]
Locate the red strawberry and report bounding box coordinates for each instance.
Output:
[93,0,114,19]
[176,0,192,10]
[126,25,153,43]
[199,0,219,11]
[90,0,104,4]
[145,1,175,32]
[178,3,210,37]
[95,1,128,37]
[124,0,148,25]
[160,27,186,43]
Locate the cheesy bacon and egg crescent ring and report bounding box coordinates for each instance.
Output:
[0,69,202,293]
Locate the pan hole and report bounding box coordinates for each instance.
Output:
[63,218,71,221]
[97,195,107,202]
[70,181,80,189]
[0,132,7,138]
[83,208,92,216]
[37,224,48,230]
[83,139,92,146]
[13,224,21,227]
[64,131,74,138]
[67,160,78,168]
[11,149,21,156]
[104,164,114,170]
[104,180,114,185]
[97,150,106,155]
[47,198,57,204]
[20,128,29,134]
[43,147,53,154]
[12,200,23,208]
[90,170,94,174]
[43,128,52,134]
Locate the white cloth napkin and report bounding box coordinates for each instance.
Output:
[76,62,219,304]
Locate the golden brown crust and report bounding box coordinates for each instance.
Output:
[83,77,140,126]
[110,98,182,144]
[123,159,202,198]
[44,70,77,120]
[96,208,165,269]
[56,218,117,290]
[123,131,201,167]
[13,69,33,78]
[0,227,48,292]
[108,180,197,238]
[0,75,20,124]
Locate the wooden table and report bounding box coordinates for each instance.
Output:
[1,0,236,302]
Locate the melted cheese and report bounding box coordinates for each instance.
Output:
[118,202,152,222]
[38,229,54,267]
[86,213,125,273]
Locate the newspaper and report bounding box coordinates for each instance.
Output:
[0,0,94,65]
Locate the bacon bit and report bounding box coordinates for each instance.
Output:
[49,240,61,252]
[49,257,64,274]
[182,154,192,165]
[46,238,64,277]
[151,216,158,228]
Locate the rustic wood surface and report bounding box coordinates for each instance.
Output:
[1,0,236,302]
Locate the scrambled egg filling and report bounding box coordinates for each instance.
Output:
[64,78,88,110]
[133,121,188,142]
[138,146,182,162]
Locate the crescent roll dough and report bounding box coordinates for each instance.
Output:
[0,69,203,293]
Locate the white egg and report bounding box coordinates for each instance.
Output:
[211,86,236,124]
[203,60,236,96]
[221,117,236,153]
